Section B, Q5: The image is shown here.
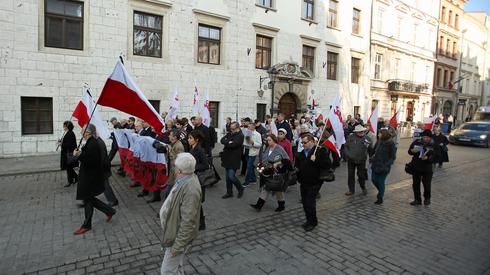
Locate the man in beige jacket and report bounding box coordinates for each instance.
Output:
[159,152,202,274]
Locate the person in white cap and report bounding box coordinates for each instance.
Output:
[344,125,373,196]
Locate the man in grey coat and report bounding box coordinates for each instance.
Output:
[344,125,373,196]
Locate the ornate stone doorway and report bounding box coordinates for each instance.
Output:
[278,93,299,119]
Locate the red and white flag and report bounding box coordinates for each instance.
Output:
[368,105,379,135]
[423,115,438,130]
[323,135,340,156]
[389,107,401,129]
[167,88,179,120]
[201,89,211,127]
[72,91,110,139]
[97,59,165,132]
[192,82,199,116]
[327,95,345,153]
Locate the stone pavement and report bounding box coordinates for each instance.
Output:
[0,140,489,274]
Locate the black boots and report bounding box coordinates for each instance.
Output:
[250,198,265,211]
[275,201,285,212]
[147,191,161,203]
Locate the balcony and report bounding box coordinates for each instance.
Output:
[387,79,430,95]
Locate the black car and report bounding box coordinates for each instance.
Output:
[448,121,490,148]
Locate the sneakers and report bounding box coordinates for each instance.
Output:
[222,193,233,199]
[242,183,250,188]
[410,200,422,206]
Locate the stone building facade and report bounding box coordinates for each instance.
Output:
[0,0,371,157]
[369,0,439,123]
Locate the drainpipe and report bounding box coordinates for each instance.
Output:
[481,15,489,107]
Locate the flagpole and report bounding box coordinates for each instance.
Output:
[312,122,328,155]
[77,89,100,149]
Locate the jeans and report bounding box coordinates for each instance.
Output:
[244,155,257,184]
[82,197,115,229]
[160,246,190,275]
[412,173,432,201]
[225,168,242,195]
[347,161,367,193]
[371,172,388,201]
[241,149,249,175]
[300,184,322,226]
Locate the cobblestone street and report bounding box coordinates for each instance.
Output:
[1,140,489,275]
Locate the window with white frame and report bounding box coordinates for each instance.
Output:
[302,0,314,20]
[374,53,383,80]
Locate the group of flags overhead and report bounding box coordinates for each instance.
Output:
[71,58,213,135]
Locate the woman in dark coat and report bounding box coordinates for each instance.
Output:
[73,124,116,235]
[60,121,78,187]
[188,130,209,230]
[432,128,449,168]
[408,130,435,206]
[220,122,245,199]
[369,128,396,204]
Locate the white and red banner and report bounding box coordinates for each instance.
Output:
[167,88,179,120]
[323,135,340,156]
[389,107,401,129]
[368,105,379,135]
[72,91,110,139]
[201,89,211,127]
[114,129,167,191]
[423,115,438,130]
[192,82,199,116]
[327,95,345,154]
[97,59,165,132]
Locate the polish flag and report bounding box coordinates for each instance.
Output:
[97,59,165,132]
[167,88,179,120]
[192,82,199,116]
[323,135,340,156]
[201,89,211,127]
[389,107,401,129]
[368,105,379,135]
[327,96,345,152]
[423,115,437,130]
[72,91,111,139]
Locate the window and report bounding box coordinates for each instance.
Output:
[439,36,444,54]
[437,68,442,87]
[411,62,416,81]
[133,11,162,58]
[44,0,84,50]
[352,8,361,34]
[257,103,267,122]
[425,65,430,84]
[302,0,314,20]
[351,57,360,84]
[302,45,315,74]
[448,10,453,26]
[198,24,221,65]
[256,35,272,69]
[413,23,419,45]
[396,17,403,39]
[455,14,459,30]
[21,97,53,135]
[149,100,160,113]
[327,0,338,28]
[376,8,384,33]
[394,58,400,79]
[209,101,219,129]
[449,71,454,88]
[327,51,338,80]
[441,6,446,22]
[446,38,451,56]
[256,0,272,8]
[427,29,433,49]
[354,106,360,116]
[452,41,457,58]
[443,70,448,88]
[374,53,382,80]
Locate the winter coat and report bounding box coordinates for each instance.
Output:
[295,145,331,186]
[60,130,77,170]
[432,134,449,163]
[408,139,435,174]
[277,138,294,161]
[189,144,209,173]
[369,140,396,175]
[154,140,185,187]
[220,131,244,169]
[76,137,105,200]
[344,134,373,163]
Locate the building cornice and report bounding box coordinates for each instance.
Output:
[134,0,172,8]
[252,23,280,32]
[193,9,230,21]
[371,39,436,61]
[300,35,321,43]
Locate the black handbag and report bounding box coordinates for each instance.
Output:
[405,162,415,175]
[286,170,298,186]
[319,169,335,182]
[264,173,287,191]
[196,168,219,187]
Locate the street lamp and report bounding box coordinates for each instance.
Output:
[267,67,278,116]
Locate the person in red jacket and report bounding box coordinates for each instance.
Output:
[277,128,294,161]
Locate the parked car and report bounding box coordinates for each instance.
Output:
[448,121,490,148]
[472,106,490,121]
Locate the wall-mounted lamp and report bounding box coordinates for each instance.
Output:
[247,48,251,56]
[322,62,326,68]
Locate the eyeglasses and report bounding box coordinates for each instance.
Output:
[301,141,309,144]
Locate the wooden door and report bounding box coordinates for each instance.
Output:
[278,93,297,119]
